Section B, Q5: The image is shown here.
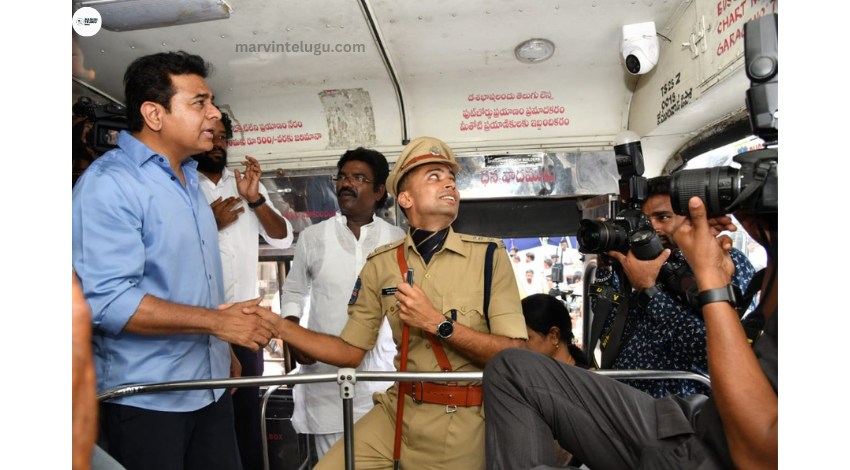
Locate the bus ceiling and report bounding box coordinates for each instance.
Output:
[72,0,777,176]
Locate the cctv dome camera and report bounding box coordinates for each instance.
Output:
[621,22,659,75]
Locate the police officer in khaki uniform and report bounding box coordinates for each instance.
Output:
[247,136,527,469]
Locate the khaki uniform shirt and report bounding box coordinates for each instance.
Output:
[331,227,527,469]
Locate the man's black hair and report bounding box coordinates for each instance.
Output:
[337,147,390,209]
[647,176,672,197]
[123,51,213,132]
[526,253,536,261]
[219,109,233,139]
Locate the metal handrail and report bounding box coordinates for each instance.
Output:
[97,371,485,401]
[98,369,709,401]
[97,369,710,470]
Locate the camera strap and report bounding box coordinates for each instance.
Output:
[726,160,772,213]
[600,294,631,370]
[587,283,625,370]
[739,269,766,347]
[737,269,765,319]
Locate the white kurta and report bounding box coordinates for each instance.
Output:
[281,214,404,434]
[199,169,294,303]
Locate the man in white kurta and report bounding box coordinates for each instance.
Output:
[280,148,404,458]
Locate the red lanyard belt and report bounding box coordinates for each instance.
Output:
[394,244,458,465]
[398,381,483,407]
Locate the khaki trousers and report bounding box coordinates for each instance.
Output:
[315,388,485,470]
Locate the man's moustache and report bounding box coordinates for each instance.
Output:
[337,189,357,198]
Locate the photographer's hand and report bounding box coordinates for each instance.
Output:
[707,214,737,252]
[605,249,671,290]
[707,215,737,237]
[674,197,734,290]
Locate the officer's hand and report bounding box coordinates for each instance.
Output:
[674,197,734,291]
[287,343,316,365]
[215,298,280,352]
[395,274,444,333]
[210,196,244,230]
[605,248,671,290]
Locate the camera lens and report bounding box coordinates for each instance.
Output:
[669,166,742,217]
[576,219,629,254]
[628,228,664,260]
[625,54,640,74]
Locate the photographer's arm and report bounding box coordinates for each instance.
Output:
[674,197,777,470]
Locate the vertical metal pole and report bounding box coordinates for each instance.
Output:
[261,385,281,470]
[343,396,355,470]
[337,368,357,470]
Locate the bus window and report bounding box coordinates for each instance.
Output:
[506,236,584,348]
[258,261,287,377]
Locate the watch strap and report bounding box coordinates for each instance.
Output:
[637,284,661,309]
[247,194,266,209]
[697,284,741,308]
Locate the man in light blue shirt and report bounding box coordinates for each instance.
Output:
[72,51,278,470]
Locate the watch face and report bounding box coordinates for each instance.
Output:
[438,320,453,338]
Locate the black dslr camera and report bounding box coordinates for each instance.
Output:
[669,14,778,218]
[73,96,129,155]
[576,137,664,261]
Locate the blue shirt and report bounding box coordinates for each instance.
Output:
[72,131,229,412]
[592,248,755,398]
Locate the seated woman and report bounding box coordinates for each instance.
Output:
[522,293,590,467]
[522,294,589,369]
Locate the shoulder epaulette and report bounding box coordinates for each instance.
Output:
[458,234,504,249]
[367,238,406,259]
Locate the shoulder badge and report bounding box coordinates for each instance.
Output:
[367,238,405,259]
[348,277,362,305]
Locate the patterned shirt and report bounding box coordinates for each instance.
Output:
[592,248,755,398]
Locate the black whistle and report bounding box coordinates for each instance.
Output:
[406,268,414,287]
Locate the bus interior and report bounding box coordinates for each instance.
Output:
[70,0,779,468]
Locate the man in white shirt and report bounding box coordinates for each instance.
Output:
[518,269,547,299]
[280,147,403,459]
[196,111,294,470]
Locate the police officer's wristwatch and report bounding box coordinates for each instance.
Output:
[697,284,741,308]
[435,318,455,339]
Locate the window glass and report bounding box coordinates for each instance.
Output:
[504,236,584,348]
[257,261,286,377]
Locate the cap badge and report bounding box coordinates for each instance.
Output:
[429,146,441,156]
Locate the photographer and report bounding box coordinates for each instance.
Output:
[590,177,755,398]
[483,195,777,469]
